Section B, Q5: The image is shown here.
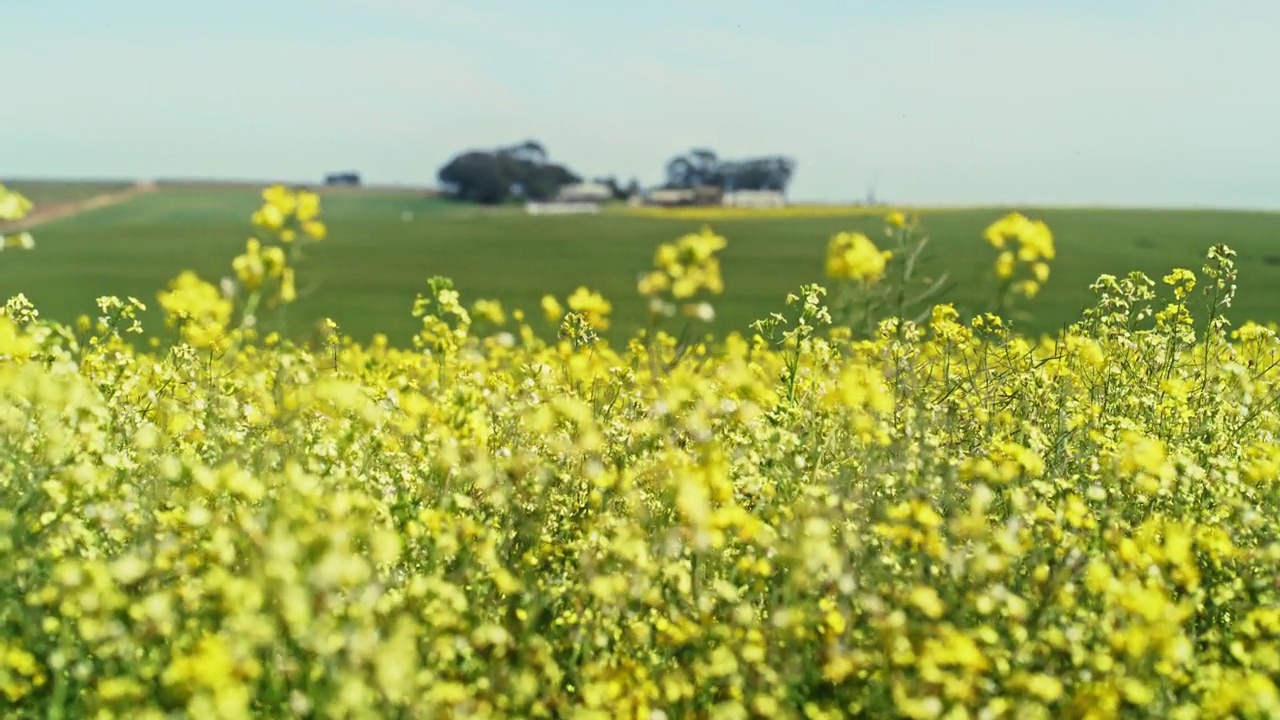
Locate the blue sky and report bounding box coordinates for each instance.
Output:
[5,0,1280,206]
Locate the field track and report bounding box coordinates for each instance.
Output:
[1,181,157,232]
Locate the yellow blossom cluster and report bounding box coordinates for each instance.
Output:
[825,231,893,284]
[156,271,234,348]
[985,211,1055,298]
[541,287,613,332]
[0,183,34,222]
[229,185,328,312]
[0,183,36,253]
[251,184,327,243]
[637,225,726,322]
[232,238,289,295]
[2,197,1280,719]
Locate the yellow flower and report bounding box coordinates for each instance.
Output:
[567,287,612,331]
[252,204,285,231]
[1018,219,1055,261]
[643,227,728,304]
[655,243,680,270]
[231,238,278,291]
[1163,268,1196,300]
[682,225,727,262]
[2,232,35,250]
[908,585,945,619]
[295,190,321,221]
[280,268,297,303]
[637,270,671,297]
[985,211,1054,262]
[302,220,327,241]
[1032,262,1051,283]
[825,231,892,284]
[995,251,1016,280]
[157,271,233,348]
[1020,673,1064,702]
[0,184,34,221]
[262,245,286,277]
[541,294,564,323]
[472,298,506,325]
[984,212,1028,248]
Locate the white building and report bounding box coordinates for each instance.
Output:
[722,190,787,208]
[525,202,602,215]
[555,182,614,204]
[646,188,698,206]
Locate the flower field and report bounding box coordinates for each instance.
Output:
[616,205,900,221]
[2,182,1280,718]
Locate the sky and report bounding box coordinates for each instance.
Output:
[4,0,1280,207]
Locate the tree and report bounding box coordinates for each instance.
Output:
[662,148,796,192]
[437,151,509,205]
[594,176,635,201]
[664,155,697,190]
[664,148,724,189]
[520,162,579,202]
[500,140,547,166]
[437,141,581,205]
[722,156,796,192]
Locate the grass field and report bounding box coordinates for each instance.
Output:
[4,185,1280,344]
[3,179,138,207]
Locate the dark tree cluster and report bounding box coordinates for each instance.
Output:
[593,176,641,201]
[663,148,795,193]
[437,141,581,205]
[435,141,795,205]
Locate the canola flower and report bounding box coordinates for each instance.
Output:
[252,184,327,243]
[986,211,1055,301]
[0,183,37,253]
[2,192,1280,720]
[638,226,727,326]
[0,183,34,222]
[224,186,326,325]
[567,287,613,331]
[0,232,35,251]
[825,231,893,284]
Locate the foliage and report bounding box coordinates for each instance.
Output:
[664,148,796,193]
[3,189,1280,718]
[437,141,582,205]
[593,176,641,201]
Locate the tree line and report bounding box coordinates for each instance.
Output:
[437,141,796,205]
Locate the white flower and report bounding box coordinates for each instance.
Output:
[692,302,715,322]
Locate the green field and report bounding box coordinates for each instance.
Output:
[3,179,136,207]
[3,185,1280,345]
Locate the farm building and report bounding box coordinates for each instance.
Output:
[525,181,613,215]
[650,185,711,206]
[525,201,601,215]
[646,188,696,206]
[645,186,724,207]
[324,172,361,187]
[694,185,724,205]
[555,182,613,204]
[723,189,787,208]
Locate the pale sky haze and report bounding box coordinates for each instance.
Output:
[5,0,1280,207]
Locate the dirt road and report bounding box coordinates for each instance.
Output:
[1,181,157,233]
